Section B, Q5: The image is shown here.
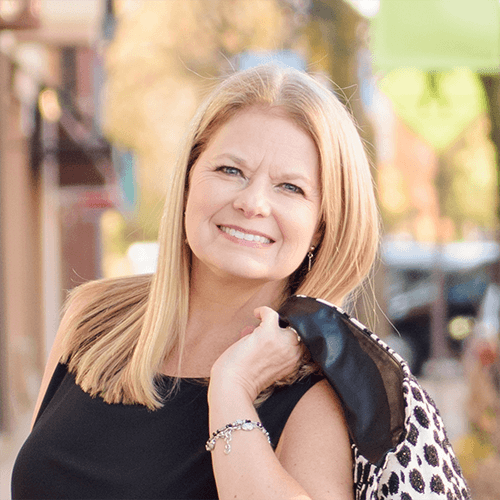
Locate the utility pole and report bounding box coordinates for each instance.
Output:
[481,75,500,285]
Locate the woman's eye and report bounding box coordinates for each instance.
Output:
[281,183,304,195]
[216,166,243,176]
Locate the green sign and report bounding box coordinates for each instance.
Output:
[372,0,500,73]
[378,67,487,152]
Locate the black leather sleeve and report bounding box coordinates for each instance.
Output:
[279,295,405,465]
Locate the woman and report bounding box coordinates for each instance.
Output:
[12,64,378,499]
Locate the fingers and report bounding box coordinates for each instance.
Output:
[211,307,303,398]
[253,306,300,346]
[253,306,277,324]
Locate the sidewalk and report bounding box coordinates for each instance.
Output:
[0,411,31,500]
[418,358,469,443]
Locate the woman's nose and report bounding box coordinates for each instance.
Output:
[233,182,272,218]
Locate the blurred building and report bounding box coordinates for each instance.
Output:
[0,0,117,437]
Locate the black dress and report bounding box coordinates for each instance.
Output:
[12,363,322,500]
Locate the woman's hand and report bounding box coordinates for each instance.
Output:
[209,306,302,402]
[207,307,353,500]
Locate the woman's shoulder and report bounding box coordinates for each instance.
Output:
[270,374,333,418]
[275,378,354,498]
[256,373,325,446]
[282,377,348,443]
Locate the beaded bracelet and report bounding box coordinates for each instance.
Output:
[205,419,271,454]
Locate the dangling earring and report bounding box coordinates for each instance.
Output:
[183,211,189,244]
[307,246,315,272]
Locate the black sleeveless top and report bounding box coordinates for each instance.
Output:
[12,363,322,500]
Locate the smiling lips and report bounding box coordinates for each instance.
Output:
[218,225,274,244]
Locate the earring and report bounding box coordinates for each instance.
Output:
[307,246,315,272]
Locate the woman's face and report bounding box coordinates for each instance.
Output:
[185,107,321,284]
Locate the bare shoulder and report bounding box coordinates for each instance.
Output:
[276,379,354,500]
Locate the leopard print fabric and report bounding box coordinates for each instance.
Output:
[313,299,471,500]
[352,376,471,499]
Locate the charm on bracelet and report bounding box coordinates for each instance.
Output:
[206,419,271,454]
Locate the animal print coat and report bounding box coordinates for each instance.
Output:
[279,295,471,500]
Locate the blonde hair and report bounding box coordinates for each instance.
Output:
[61,64,379,408]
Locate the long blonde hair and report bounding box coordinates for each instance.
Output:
[61,64,379,409]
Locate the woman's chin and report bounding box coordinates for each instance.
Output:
[212,264,282,284]
[192,254,291,285]
[220,269,275,282]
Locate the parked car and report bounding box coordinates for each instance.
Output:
[382,240,497,374]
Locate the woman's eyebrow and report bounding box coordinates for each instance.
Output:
[213,153,247,166]
[277,171,312,185]
[213,154,315,186]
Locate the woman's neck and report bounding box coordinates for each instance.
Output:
[188,270,286,336]
[160,269,287,378]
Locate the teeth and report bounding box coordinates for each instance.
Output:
[219,226,271,244]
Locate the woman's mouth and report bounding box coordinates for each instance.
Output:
[217,225,273,244]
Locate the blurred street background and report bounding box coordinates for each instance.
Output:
[1,0,500,498]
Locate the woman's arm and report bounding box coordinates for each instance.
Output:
[208,307,354,500]
[275,379,354,499]
[208,377,311,500]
